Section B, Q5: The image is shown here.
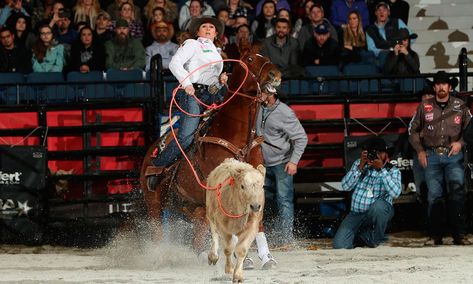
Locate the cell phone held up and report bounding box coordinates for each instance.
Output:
[367,149,378,161]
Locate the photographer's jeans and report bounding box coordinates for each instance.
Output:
[424,150,467,238]
[264,163,294,244]
[333,199,393,249]
[152,88,224,167]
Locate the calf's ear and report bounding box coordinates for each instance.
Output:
[256,164,266,177]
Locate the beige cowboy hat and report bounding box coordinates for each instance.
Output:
[187,16,224,37]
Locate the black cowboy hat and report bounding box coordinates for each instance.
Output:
[395,28,418,41]
[426,71,459,89]
[389,28,417,46]
[187,16,224,37]
[362,136,388,152]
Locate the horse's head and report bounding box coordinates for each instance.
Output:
[230,50,281,95]
[233,164,265,213]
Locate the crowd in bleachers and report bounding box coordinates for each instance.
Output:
[0,0,418,79]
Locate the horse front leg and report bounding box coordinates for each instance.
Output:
[191,206,209,253]
[142,189,164,241]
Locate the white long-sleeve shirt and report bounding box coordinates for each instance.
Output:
[169,37,223,88]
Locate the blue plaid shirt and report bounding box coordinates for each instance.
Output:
[341,159,401,213]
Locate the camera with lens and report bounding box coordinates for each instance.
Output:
[367,149,379,161]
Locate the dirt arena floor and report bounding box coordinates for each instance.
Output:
[1,231,473,283]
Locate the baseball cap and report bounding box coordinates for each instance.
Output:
[116,19,129,28]
[314,24,329,34]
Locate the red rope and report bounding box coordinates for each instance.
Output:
[166,59,251,218]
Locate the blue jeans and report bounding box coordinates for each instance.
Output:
[264,163,294,243]
[424,150,466,238]
[333,199,394,249]
[152,88,224,167]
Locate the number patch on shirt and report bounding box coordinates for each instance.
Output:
[425,113,434,122]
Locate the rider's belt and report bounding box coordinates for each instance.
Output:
[193,83,219,95]
[428,146,450,156]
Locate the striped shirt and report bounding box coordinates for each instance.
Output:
[340,159,401,213]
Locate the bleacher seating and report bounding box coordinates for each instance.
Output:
[0,73,25,105]
[26,72,71,103]
[105,69,145,99]
[341,63,380,94]
[67,71,105,100]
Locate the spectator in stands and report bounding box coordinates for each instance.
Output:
[383,28,419,75]
[105,18,145,70]
[6,13,36,50]
[212,0,249,28]
[255,0,290,17]
[0,0,30,27]
[40,1,65,30]
[301,23,340,67]
[226,14,249,42]
[330,0,369,29]
[333,137,401,249]
[250,0,276,42]
[72,0,102,29]
[178,0,215,31]
[175,29,191,44]
[31,0,56,30]
[297,3,337,52]
[266,8,296,38]
[144,0,178,24]
[408,71,471,246]
[54,10,79,46]
[107,0,142,25]
[145,21,178,71]
[0,27,32,73]
[145,16,228,190]
[260,18,301,78]
[224,23,251,59]
[68,25,105,73]
[369,0,409,25]
[255,83,307,245]
[365,1,411,70]
[292,0,313,39]
[94,11,114,44]
[112,2,144,39]
[143,7,174,47]
[32,24,65,72]
[216,8,230,45]
[339,10,373,67]
[179,0,205,31]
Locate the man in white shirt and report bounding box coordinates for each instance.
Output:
[145,22,179,71]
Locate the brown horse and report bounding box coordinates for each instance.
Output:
[139,49,281,252]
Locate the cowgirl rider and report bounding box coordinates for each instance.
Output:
[145,16,228,190]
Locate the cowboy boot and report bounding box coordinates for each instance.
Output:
[145,166,165,192]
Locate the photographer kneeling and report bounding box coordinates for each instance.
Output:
[332,137,401,249]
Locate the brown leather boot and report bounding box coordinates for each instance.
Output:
[145,166,164,192]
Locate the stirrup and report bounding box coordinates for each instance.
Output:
[145,165,164,177]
